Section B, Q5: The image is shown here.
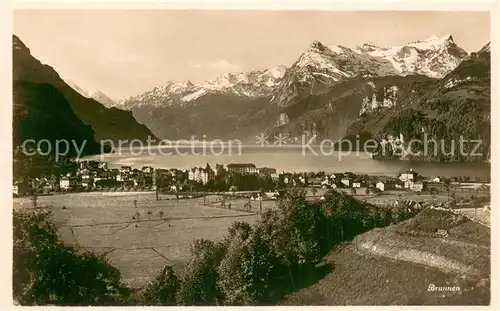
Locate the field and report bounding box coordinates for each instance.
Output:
[283,209,490,305]
[13,190,490,303]
[304,187,453,205]
[13,192,261,288]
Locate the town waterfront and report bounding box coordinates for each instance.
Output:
[83,145,491,180]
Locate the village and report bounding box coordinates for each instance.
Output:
[13,160,491,204]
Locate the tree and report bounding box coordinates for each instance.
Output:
[226,221,253,242]
[13,209,127,305]
[30,193,38,209]
[217,236,254,305]
[176,184,180,203]
[470,193,480,206]
[259,188,264,213]
[443,179,451,202]
[229,185,237,198]
[429,187,438,205]
[141,265,180,305]
[217,229,284,305]
[177,239,226,305]
[272,189,327,275]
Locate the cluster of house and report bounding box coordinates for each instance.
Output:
[285,172,365,189]
[14,159,470,197]
[303,169,433,193]
[56,161,158,191]
[186,163,278,184]
[377,169,425,192]
[13,161,158,196]
[13,161,280,196]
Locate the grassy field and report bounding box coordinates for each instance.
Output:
[13,190,490,304]
[282,243,489,305]
[304,187,454,206]
[14,192,261,288]
[283,209,490,305]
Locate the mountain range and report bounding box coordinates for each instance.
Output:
[13,35,157,156]
[343,41,491,162]
[12,33,490,162]
[115,34,478,144]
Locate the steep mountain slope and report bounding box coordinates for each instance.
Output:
[270,41,396,109]
[13,80,102,156]
[116,35,467,141]
[271,75,436,141]
[271,35,467,108]
[13,35,156,143]
[344,42,490,162]
[130,94,276,140]
[90,90,116,108]
[65,80,116,107]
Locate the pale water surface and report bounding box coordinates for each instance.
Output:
[83,145,490,179]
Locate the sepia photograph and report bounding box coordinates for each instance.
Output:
[8,5,495,307]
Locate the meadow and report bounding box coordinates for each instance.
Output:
[283,209,490,305]
[13,192,262,288]
[12,186,489,290]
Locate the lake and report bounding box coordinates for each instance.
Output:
[83,145,491,179]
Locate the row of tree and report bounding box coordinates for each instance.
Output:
[139,189,423,305]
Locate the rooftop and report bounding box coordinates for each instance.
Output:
[227,163,256,168]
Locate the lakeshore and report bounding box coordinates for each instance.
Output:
[82,146,491,179]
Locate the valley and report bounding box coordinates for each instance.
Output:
[11,10,492,307]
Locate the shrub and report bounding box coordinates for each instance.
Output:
[13,209,126,305]
[218,227,286,305]
[141,265,180,305]
[177,239,226,305]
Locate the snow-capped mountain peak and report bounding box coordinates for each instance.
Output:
[478,42,491,54]
[406,33,455,50]
[117,66,287,108]
[295,41,351,77]
[263,65,287,79]
[357,34,467,78]
[159,80,194,93]
[358,42,385,52]
[308,40,327,51]
[119,34,469,110]
[327,44,349,54]
[270,35,468,107]
[65,80,116,107]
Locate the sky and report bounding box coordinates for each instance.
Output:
[13,10,490,100]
